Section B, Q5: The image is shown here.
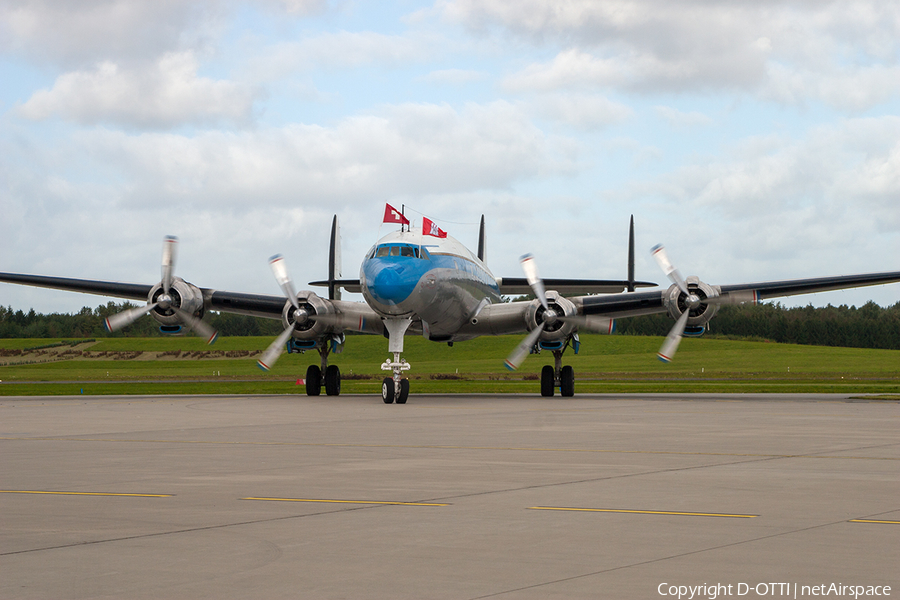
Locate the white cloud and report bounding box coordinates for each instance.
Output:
[421,68,488,85]
[446,0,900,109]
[0,0,329,67]
[641,117,900,280]
[242,31,431,83]
[0,0,218,66]
[532,93,633,130]
[56,101,576,208]
[17,52,258,128]
[654,106,712,130]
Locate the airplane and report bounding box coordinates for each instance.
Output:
[2,203,900,404]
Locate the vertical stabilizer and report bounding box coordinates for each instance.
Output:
[627,215,635,292]
[477,215,486,263]
[328,215,342,300]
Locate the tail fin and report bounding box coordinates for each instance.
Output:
[328,215,342,301]
[477,215,486,263]
[627,215,635,292]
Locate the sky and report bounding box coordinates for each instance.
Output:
[2,0,900,315]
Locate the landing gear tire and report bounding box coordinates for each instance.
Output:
[306,365,322,396]
[396,379,410,404]
[382,378,395,404]
[325,364,341,396]
[540,365,555,397]
[560,365,575,397]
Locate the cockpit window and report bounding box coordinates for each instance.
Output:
[373,243,427,259]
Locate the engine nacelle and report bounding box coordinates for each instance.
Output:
[662,276,719,330]
[523,291,577,343]
[146,277,204,330]
[281,291,336,340]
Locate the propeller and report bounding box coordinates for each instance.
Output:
[650,244,696,362]
[650,244,756,362]
[503,254,615,370]
[104,236,218,343]
[258,253,349,370]
[258,254,302,371]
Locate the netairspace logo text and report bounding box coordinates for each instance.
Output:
[658,583,892,599]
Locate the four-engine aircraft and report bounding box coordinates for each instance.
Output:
[2,204,900,403]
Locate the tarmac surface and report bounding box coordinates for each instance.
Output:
[1,392,898,599]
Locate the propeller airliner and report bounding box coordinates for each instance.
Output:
[3,204,900,404]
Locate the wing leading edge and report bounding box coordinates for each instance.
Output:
[578,270,900,318]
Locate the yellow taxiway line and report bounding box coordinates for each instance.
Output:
[529,506,757,518]
[849,519,900,524]
[0,490,172,497]
[242,497,448,506]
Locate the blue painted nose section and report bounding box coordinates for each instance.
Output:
[365,259,417,307]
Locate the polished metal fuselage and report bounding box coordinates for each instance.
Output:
[360,230,509,340]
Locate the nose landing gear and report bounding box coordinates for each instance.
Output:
[381,317,413,404]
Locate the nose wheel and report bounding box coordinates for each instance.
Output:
[381,377,410,404]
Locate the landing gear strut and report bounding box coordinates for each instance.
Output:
[381,318,412,404]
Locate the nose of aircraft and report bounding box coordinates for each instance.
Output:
[365,261,416,307]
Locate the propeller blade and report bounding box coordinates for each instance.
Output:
[269,254,299,310]
[161,236,178,294]
[104,303,158,332]
[651,244,689,296]
[520,253,549,310]
[172,307,218,344]
[558,314,616,334]
[504,324,545,371]
[257,325,296,371]
[657,309,690,363]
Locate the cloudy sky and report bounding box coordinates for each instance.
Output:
[2,0,900,314]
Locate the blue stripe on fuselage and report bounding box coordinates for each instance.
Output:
[361,252,498,314]
[363,255,424,307]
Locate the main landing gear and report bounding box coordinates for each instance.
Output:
[540,348,575,397]
[291,337,343,397]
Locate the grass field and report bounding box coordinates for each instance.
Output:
[1,334,898,396]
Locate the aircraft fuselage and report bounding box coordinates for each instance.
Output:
[360,230,502,339]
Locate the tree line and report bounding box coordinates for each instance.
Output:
[1,300,899,350]
[0,302,283,339]
[614,300,900,350]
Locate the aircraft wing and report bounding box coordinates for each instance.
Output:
[0,271,390,329]
[577,270,900,318]
[0,272,290,320]
[0,272,153,302]
[497,277,656,295]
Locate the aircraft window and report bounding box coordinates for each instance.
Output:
[373,243,426,259]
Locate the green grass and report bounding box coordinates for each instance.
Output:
[1,334,898,396]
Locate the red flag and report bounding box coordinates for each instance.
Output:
[423,217,447,238]
[383,203,409,225]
